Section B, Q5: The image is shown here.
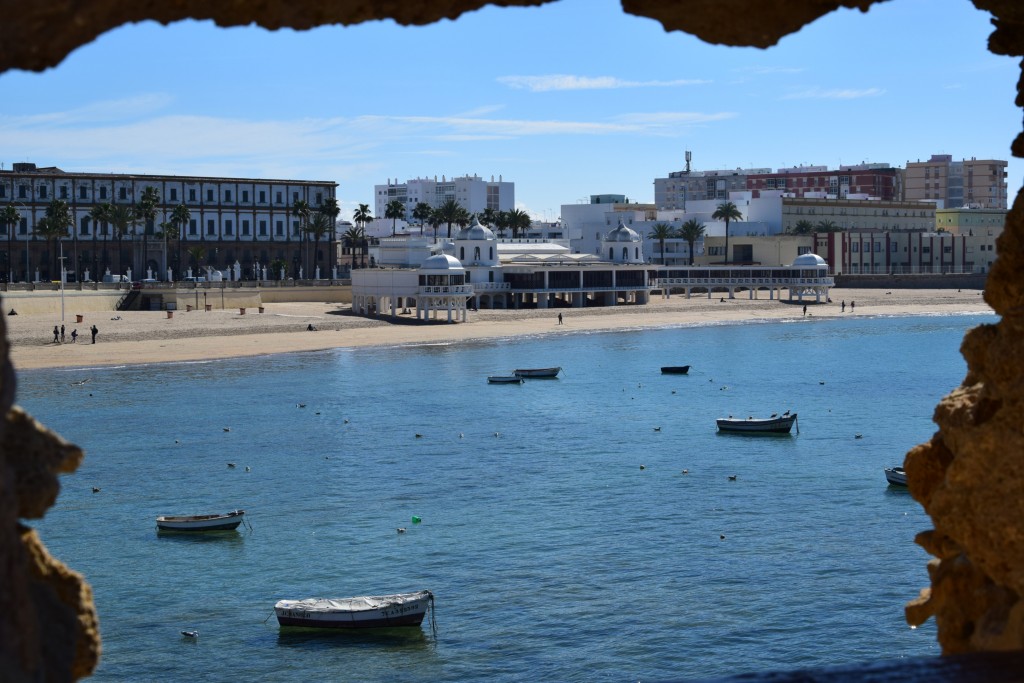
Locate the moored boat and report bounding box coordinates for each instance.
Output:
[156,509,245,531]
[513,367,561,379]
[716,413,798,434]
[274,590,434,629]
[660,365,690,374]
[487,375,524,384]
[884,466,908,486]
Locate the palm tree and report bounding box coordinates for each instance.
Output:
[318,197,340,275]
[353,203,373,232]
[427,209,443,239]
[712,201,743,264]
[790,219,815,235]
[384,199,405,236]
[816,219,839,232]
[186,246,207,276]
[1,203,21,283]
[478,207,497,228]
[648,222,675,265]
[136,186,160,278]
[89,202,112,278]
[412,202,432,235]
[454,206,471,232]
[677,219,705,266]
[158,220,180,279]
[107,203,137,276]
[342,225,365,270]
[42,199,72,280]
[436,198,462,239]
[507,208,532,238]
[170,203,191,278]
[306,213,332,277]
[494,211,510,238]
[291,199,311,276]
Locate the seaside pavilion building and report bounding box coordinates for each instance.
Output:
[0,162,338,283]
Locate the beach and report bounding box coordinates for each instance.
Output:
[3,288,994,371]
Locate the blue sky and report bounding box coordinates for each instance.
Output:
[0,0,1018,222]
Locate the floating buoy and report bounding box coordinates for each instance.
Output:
[411,516,422,524]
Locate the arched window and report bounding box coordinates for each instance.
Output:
[460,247,465,260]
[489,247,493,260]
[622,247,628,260]
[635,247,639,260]
[608,248,614,260]
[474,246,481,261]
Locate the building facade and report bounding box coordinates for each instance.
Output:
[781,197,935,234]
[904,154,1008,208]
[0,162,338,283]
[814,229,999,275]
[374,174,514,224]
[934,207,1006,236]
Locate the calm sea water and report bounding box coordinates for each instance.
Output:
[20,312,994,682]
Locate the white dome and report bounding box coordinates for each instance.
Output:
[456,219,496,241]
[420,254,464,271]
[791,253,827,267]
[606,221,640,243]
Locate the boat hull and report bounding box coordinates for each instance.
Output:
[487,376,524,384]
[884,467,908,486]
[275,591,432,629]
[514,367,560,378]
[661,366,690,374]
[716,415,797,434]
[156,510,245,531]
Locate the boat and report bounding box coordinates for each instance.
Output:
[274,590,434,629]
[716,413,798,434]
[513,367,561,379]
[660,365,690,374]
[155,509,245,531]
[487,375,524,384]
[884,466,908,486]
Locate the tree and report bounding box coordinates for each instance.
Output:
[343,225,366,270]
[291,199,311,276]
[790,219,815,235]
[89,202,112,278]
[1,204,21,283]
[427,209,443,239]
[712,201,743,264]
[170,203,191,278]
[412,202,432,235]
[318,197,340,275]
[108,203,137,276]
[41,199,72,279]
[136,186,160,278]
[494,211,510,238]
[436,198,462,239]
[306,213,332,276]
[186,246,207,275]
[815,219,839,232]
[478,207,497,227]
[270,257,287,280]
[353,203,373,233]
[507,208,531,238]
[158,220,179,278]
[648,222,675,265]
[454,206,471,232]
[677,219,705,266]
[384,199,405,236]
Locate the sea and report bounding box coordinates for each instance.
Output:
[19,311,995,682]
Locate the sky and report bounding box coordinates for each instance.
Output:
[0,0,1019,223]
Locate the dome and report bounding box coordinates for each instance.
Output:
[791,253,827,267]
[605,220,640,243]
[420,253,464,271]
[456,218,496,241]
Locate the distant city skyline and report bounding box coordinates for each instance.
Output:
[0,0,1017,223]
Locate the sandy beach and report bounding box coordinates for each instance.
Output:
[3,288,994,371]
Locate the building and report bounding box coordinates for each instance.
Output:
[934,207,1006,236]
[748,163,901,201]
[654,167,765,209]
[904,154,1008,208]
[0,162,338,283]
[373,174,514,226]
[814,229,999,275]
[781,197,935,234]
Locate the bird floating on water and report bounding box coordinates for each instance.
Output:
[653,427,661,432]
[459,433,464,438]
[415,433,423,438]
[855,434,863,439]
[227,463,236,468]
[181,630,199,639]
[728,475,738,481]
[639,465,646,470]
[92,487,101,493]
[297,403,306,408]
[245,466,251,472]
[222,427,231,432]
[343,418,350,424]
[682,469,689,474]
[494,431,500,437]
[396,527,406,533]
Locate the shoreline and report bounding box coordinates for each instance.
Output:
[4,288,995,372]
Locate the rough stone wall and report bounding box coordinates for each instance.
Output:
[0,1,1022,679]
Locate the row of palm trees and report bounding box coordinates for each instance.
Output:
[1,191,343,282]
[380,198,533,239]
[646,201,744,265]
[787,219,839,234]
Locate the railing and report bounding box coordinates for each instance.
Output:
[470,282,511,291]
[418,285,474,295]
[653,276,834,288]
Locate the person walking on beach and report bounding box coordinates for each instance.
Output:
[841,300,846,312]
[557,313,563,325]
[60,324,65,343]
[90,324,98,344]
[850,300,855,312]
[802,305,807,317]
[52,325,59,343]
[71,328,78,343]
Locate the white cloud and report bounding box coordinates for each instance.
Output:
[780,87,885,100]
[497,74,708,92]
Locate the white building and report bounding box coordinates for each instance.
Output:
[373,174,515,226]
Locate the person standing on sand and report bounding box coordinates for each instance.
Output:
[558,313,563,325]
[60,324,65,343]
[851,300,855,312]
[90,325,98,344]
[52,325,59,343]
[802,305,807,317]
[841,300,846,312]
[71,329,78,343]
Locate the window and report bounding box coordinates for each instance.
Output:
[207,219,215,235]
[0,185,5,198]
[275,192,282,204]
[206,189,214,202]
[260,190,266,203]
[81,216,90,235]
[292,220,300,235]
[225,190,232,202]
[224,219,233,236]
[852,243,859,253]
[315,192,322,205]
[797,246,811,255]
[59,186,67,199]
[169,188,178,201]
[242,220,250,236]
[874,242,882,253]
[259,220,267,236]
[189,219,197,236]
[79,186,87,199]
[19,218,27,234]
[891,242,898,252]
[922,246,930,254]
[119,187,127,200]
[39,186,47,199]
[292,191,299,202]
[189,189,196,201]
[242,190,249,203]
[18,185,27,199]
[275,220,283,236]
[943,246,952,254]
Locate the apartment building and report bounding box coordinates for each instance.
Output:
[374,174,514,222]
[904,154,1008,208]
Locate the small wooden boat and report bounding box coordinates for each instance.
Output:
[884,466,908,486]
[716,413,798,434]
[660,365,690,375]
[156,509,245,531]
[275,590,434,629]
[487,375,524,384]
[513,367,561,379]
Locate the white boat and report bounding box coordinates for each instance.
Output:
[275,590,434,629]
[156,509,245,531]
[487,375,524,384]
[513,367,561,379]
[884,466,908,486]
[716,413,798,434]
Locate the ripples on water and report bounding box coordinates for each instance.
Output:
[20,313,994,681]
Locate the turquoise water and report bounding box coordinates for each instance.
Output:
[20,312,993,681]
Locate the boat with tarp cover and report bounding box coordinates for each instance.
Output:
[274,590,434,629]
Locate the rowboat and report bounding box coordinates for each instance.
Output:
[716,413,798,434]
[275,590,434,629]
[156,509,245,531]
[660,365,690,374]
[487,375,524,384]
[513,367,561,379]
[884,466,908,486]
